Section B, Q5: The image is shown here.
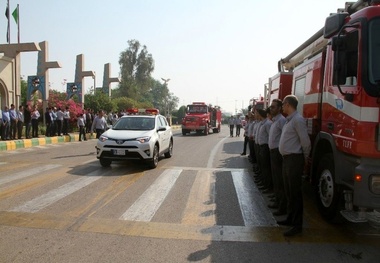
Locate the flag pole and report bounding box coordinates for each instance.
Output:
[16,4,19,43]
[6,0,10,43]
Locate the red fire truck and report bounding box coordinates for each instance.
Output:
[265,0,380,224]
[181,102,222,136]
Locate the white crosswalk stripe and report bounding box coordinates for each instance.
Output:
[2,163,275,227]
[0,164,62,185]
[120,168,183,221]
[232,170,277,226]
[10,174,102,213]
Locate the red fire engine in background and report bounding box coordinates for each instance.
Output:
[181,102,222,136]
[263,0,380,225]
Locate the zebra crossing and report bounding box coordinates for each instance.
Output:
[0,161,279,241]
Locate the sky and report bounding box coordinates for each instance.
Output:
[1,0,347,114]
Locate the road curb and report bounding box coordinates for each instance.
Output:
[0,134,94,152]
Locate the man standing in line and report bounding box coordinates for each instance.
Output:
[85,108,93,133]
[63,107,70,135]
[241,114,250,155]
[256,108,273,193]
[9,104,18,140]
[56,107,63,136]
[278,95,311,237]
[235,115,242,137]
[24,104,32,139]
[2,106,10,140]
[31,105,40,138]
[17,105,24,139]
[91,110,107,139]
[268,99,287,216]
[228,116,235,137]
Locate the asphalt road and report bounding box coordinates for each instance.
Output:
[0,126,379,263]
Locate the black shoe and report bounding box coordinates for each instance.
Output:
[241,152,246,155]
[283,226,302,237]
[276,219,292,226]
[262,189,273,194]
[273,210,287,216]
[268,203,278,209]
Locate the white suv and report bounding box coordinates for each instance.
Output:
[95,109,173,168]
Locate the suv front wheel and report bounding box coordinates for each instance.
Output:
[148,145,159,169]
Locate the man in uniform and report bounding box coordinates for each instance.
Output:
[278,95,311,237]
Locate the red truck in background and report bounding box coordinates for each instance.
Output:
[181,102,222,136]
[263,0,380,225]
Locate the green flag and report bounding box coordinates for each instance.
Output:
[12,6,18,24]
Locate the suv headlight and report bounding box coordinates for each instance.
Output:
[99,135,108,142]
[136,136,151,143]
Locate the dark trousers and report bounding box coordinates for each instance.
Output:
[63,119,69,135]
[86,121,92,133]
[96,129,104,139]
[254,143,261,175]
[229,125,234,136]
[242,135,249,154]
[282,153,304,227]
[31,119,39,137]
[248,139,256,163]
[236,124,241,136]
[10,119,17,139]
[270,148,287,212]
[57,120,62,136]
[45,122,52,137]
[2,121,10,139]
[259,144,272,189]
[17,121,23,139]
[79,125,86,141]
[25,122,31,138]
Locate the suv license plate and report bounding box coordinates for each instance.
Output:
[113,149,125,155]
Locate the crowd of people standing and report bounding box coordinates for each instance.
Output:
[0,105,100,141]
[239,95,311,237]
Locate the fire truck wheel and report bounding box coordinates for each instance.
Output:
[316,153,341,221]
[99,158,112,167]
[148,145,159,169]
[164,140,173,158]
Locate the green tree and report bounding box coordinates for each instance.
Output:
[84,92,115,113]
[117,40,154,101]
[20,78,27,105]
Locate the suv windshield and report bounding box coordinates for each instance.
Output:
[113,117,155,130]
[369,18,380,85]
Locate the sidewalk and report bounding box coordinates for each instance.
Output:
[0,133,95,152]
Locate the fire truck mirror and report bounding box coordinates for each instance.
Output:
[324,12,348,39]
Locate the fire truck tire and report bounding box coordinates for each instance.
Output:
[164,139,173,158]
[148,145,159,169]
[99,158,112,167]
[316,153,342,221]
[213,128,218,133]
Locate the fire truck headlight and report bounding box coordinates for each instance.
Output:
[370,175,380,194]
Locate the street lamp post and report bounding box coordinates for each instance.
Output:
[161,78,171,124]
